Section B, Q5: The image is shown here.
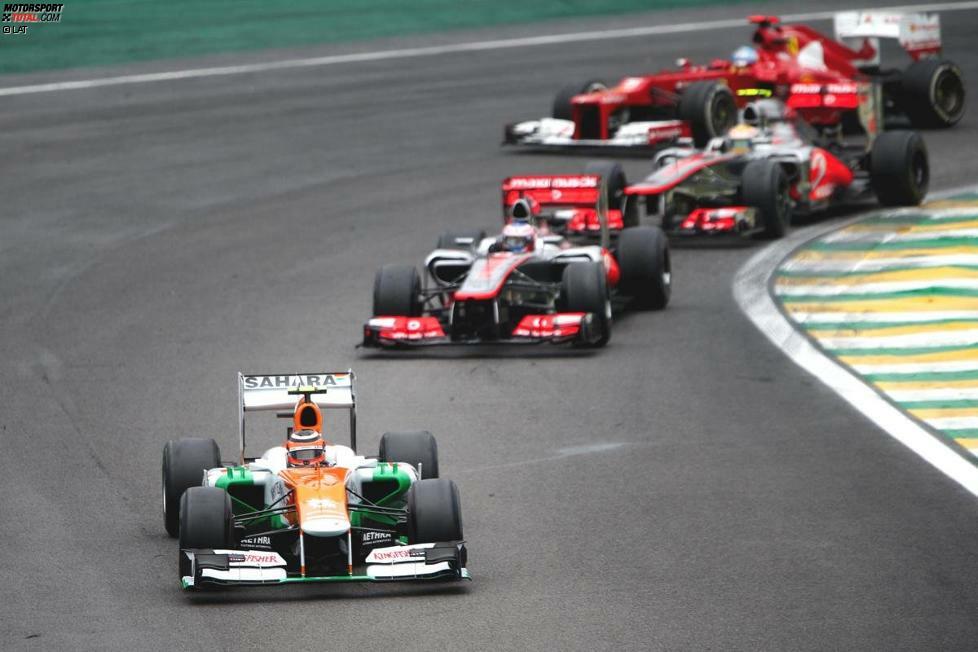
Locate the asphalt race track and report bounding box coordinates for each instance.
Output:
[2,1,978,649]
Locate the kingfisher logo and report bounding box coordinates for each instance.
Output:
[2,3,63,34]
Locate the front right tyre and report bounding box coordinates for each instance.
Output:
[162,437,221,537]
[178,486,234,582]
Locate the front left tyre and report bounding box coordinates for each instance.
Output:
[616,226,671,311]
[870,130,929,206]
[741,159,791,239]
[162,438,221,537]
[407,479,463,543]
[677,81,737,147]
[562,262,611,347]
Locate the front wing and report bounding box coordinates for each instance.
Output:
[503,117,690,150]
[361,313,598,348]
[180,542,469,589]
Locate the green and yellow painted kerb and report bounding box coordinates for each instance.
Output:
[774,195,978,457]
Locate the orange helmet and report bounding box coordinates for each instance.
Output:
[286,429,326,467]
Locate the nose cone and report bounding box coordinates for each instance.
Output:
[302,515,350,537]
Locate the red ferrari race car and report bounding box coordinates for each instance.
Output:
[503,10,964,151]
[611,98,928,240]
[362,169,670,348]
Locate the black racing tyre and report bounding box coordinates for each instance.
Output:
[741,159,791,239]
[899,59,965,128]
[677,81,737,147]
[552,79,606,120]
[870,131,929,207]
[436,230,485,252]
[562,262,611,346]
[407,479,463,543]
[373,264,422,317]
[162,438,221,538]
[616,226,671,311]
[178,487,234,580]
[584,160,638,228]
[379,430,439,479]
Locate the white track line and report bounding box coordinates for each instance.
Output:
[775,279,978,295]
[926,417,978,429]
[816,329,978,349]
[781,255,978,271]
[2,1,978,97]
[790,311,978,323]
[851,360,978,374]
[733,186,978,498]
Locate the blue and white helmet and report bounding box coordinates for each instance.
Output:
[731,46,758,66]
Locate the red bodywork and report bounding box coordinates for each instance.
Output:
[567,16,893,140]
[502,174,624,233]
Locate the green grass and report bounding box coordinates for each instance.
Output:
[0,0,737,75]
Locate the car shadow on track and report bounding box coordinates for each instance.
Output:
[184,582,470,605]
[358,344,599,360]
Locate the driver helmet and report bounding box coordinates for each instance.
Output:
[286,429,326,467]
[724,123,760,154]
[498,219,535,253]
[731,45,759,67]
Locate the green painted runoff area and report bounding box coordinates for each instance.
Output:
[0,0,737,75]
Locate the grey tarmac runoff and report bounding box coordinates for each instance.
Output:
[2,1,978,650]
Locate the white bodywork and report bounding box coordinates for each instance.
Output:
[834,11,941,66]
[508,117,688,148]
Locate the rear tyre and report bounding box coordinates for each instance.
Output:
[552,80,606,120]
[677,81,737,147]
[562,262,611,347]
[585,160,638,228]
[436,230,485,253]
[407,479,463,543]
[899,59,965,128]
[373,264,422,316]
[616,226,671,310]
[379,430,439,479]
[162,438,221,538]
[870,130,929,206]
[741,159,791,239]
[178,486,234,581]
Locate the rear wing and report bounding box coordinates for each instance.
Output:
[501,173,610,248]
[237,371,356,463]
[501,174,602,216]
[834,11,941,63]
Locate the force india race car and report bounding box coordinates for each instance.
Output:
[362,169,670,348]
[161,371,469,590]
[503,10,965,151]
[611,98,928,239]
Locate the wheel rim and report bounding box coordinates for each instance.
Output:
[934,69,964,119]
[711,94,735,136]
